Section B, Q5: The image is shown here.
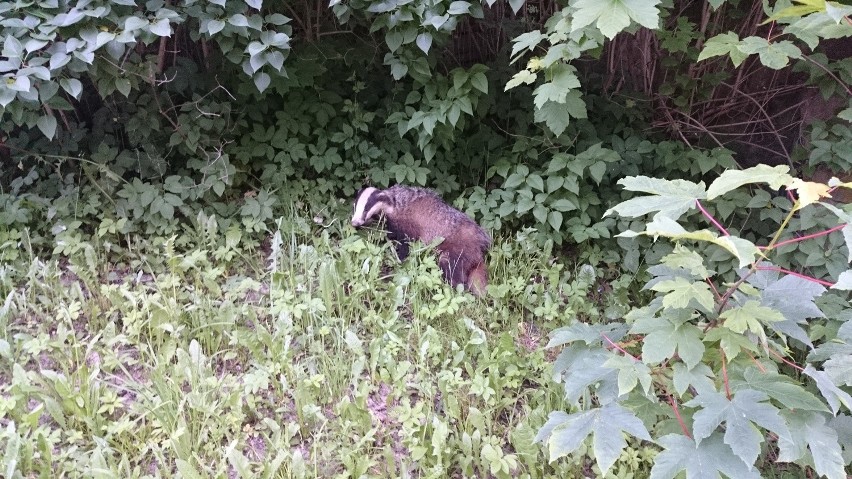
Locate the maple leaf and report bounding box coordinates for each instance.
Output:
[778,410,847,479]
[706,164,793,199]
[552,343,619,405]
[536,403,651,476]
[604,176,706,219]
[631,310,705,369]
[749,271,826,348]
[730,367,829,412]
[650,432,760,479]
[787,178,832,209]
[686,389,792,467]
[571,0,662,39]
[804,365,852,415]
[651,277,715,312]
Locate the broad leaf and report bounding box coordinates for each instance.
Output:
[687,389,792,466]
[756,273,826,348]
[736,36,801,70]
[631,310,705,369]
[552,344,619,405]
[572,0,661,39]
[706,164,793,199]
[536,403,651,476]
[672,362,715,396]
[661,245,710,278]
[778,410,846,479]
[698,32,749,66]
[804,365,852,415]
[605,176,706,219]
[36,114,57,139]
[618,217,760,268]
[650,433,760,479]
[720,300,783,339]
[534,98,585,137]
[787,179,832,209]
[731,367,829,412]
[651,277,715,312]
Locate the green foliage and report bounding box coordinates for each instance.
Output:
[540,165,852,478]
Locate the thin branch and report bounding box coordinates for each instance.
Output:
[601,333,639,361]
[696,200,730,236]
[754,266,835,287]
[766,223,847,250]
[667,394,692,439]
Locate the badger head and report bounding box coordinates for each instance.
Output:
[351,187,393,227]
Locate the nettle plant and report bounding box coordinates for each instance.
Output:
[537,165,852,479]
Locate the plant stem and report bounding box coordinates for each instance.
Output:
[696,200,730,236]
[754,266,834,287]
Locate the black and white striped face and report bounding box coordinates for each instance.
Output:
[351,187,391,227]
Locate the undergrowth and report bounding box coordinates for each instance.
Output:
[0,213,643,478]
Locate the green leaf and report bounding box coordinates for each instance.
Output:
[804,365,852,415]
[36,114,57,139]
[536,403,651,476]
[731,367,829,412]
[778,410,846,479]
[651,277,715,312]
[447,1,471,15]
[415,33,432,54]
[550,198,576,212]
[60,78,83,99]
[672,362,715,396]
[720,300,783,338]
[548,210,563,230]
[552,344,619,405]
[124,16,148,31]
[386,31,403,52]
[208,19,225,35]
[839,107,852,123]
[175,459,205,479]
[631,311,705,369]
[150,18,171,36]
[736,36,802,70]
[507,0,525,14]
[605,176,706,219]
[706,164,793,199]
[698,32,749,66]
[534,97,585,137]
[527,173,544,191]
[254,72,271,92]
[115,77,131,97]
[687,389,792,466]
[532,65,581,109]
[650,433,760,479]
[470,71,488,94]
[510,30,545,59]
[572,0,662,39]
[505,69,537,90]
[245,0,262,9]
[661,245,709,278]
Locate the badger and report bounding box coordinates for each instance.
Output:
[351,185,491,296]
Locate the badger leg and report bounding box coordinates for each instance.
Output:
[387,230,410,261]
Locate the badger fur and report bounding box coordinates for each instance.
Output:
[351,185,491,296]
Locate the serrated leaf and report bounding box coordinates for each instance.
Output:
[686,389,792,466]
[672,362,715,396]
[510,30,545,59]
[706,164,794,199]
[804,365,852,415]
[778,410,846,479]
[651,277,715,312]
[731,367,828,412]
[537,403,651,476]
[650,433,760,479]
[552,344,619,405]
[631,312,705,369]
[605,176,706,219]
[788,179,832,208]
[720,300,783,339]
[534,95,586,136]
[618,216,760,268]
[698,32,749,66]
[572,0,661,39]
[505,69,537,90]
[757,273,825,348]
[661,245,709,278]
[736,36,802,70]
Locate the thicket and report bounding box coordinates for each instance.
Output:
[1,0,852,477]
